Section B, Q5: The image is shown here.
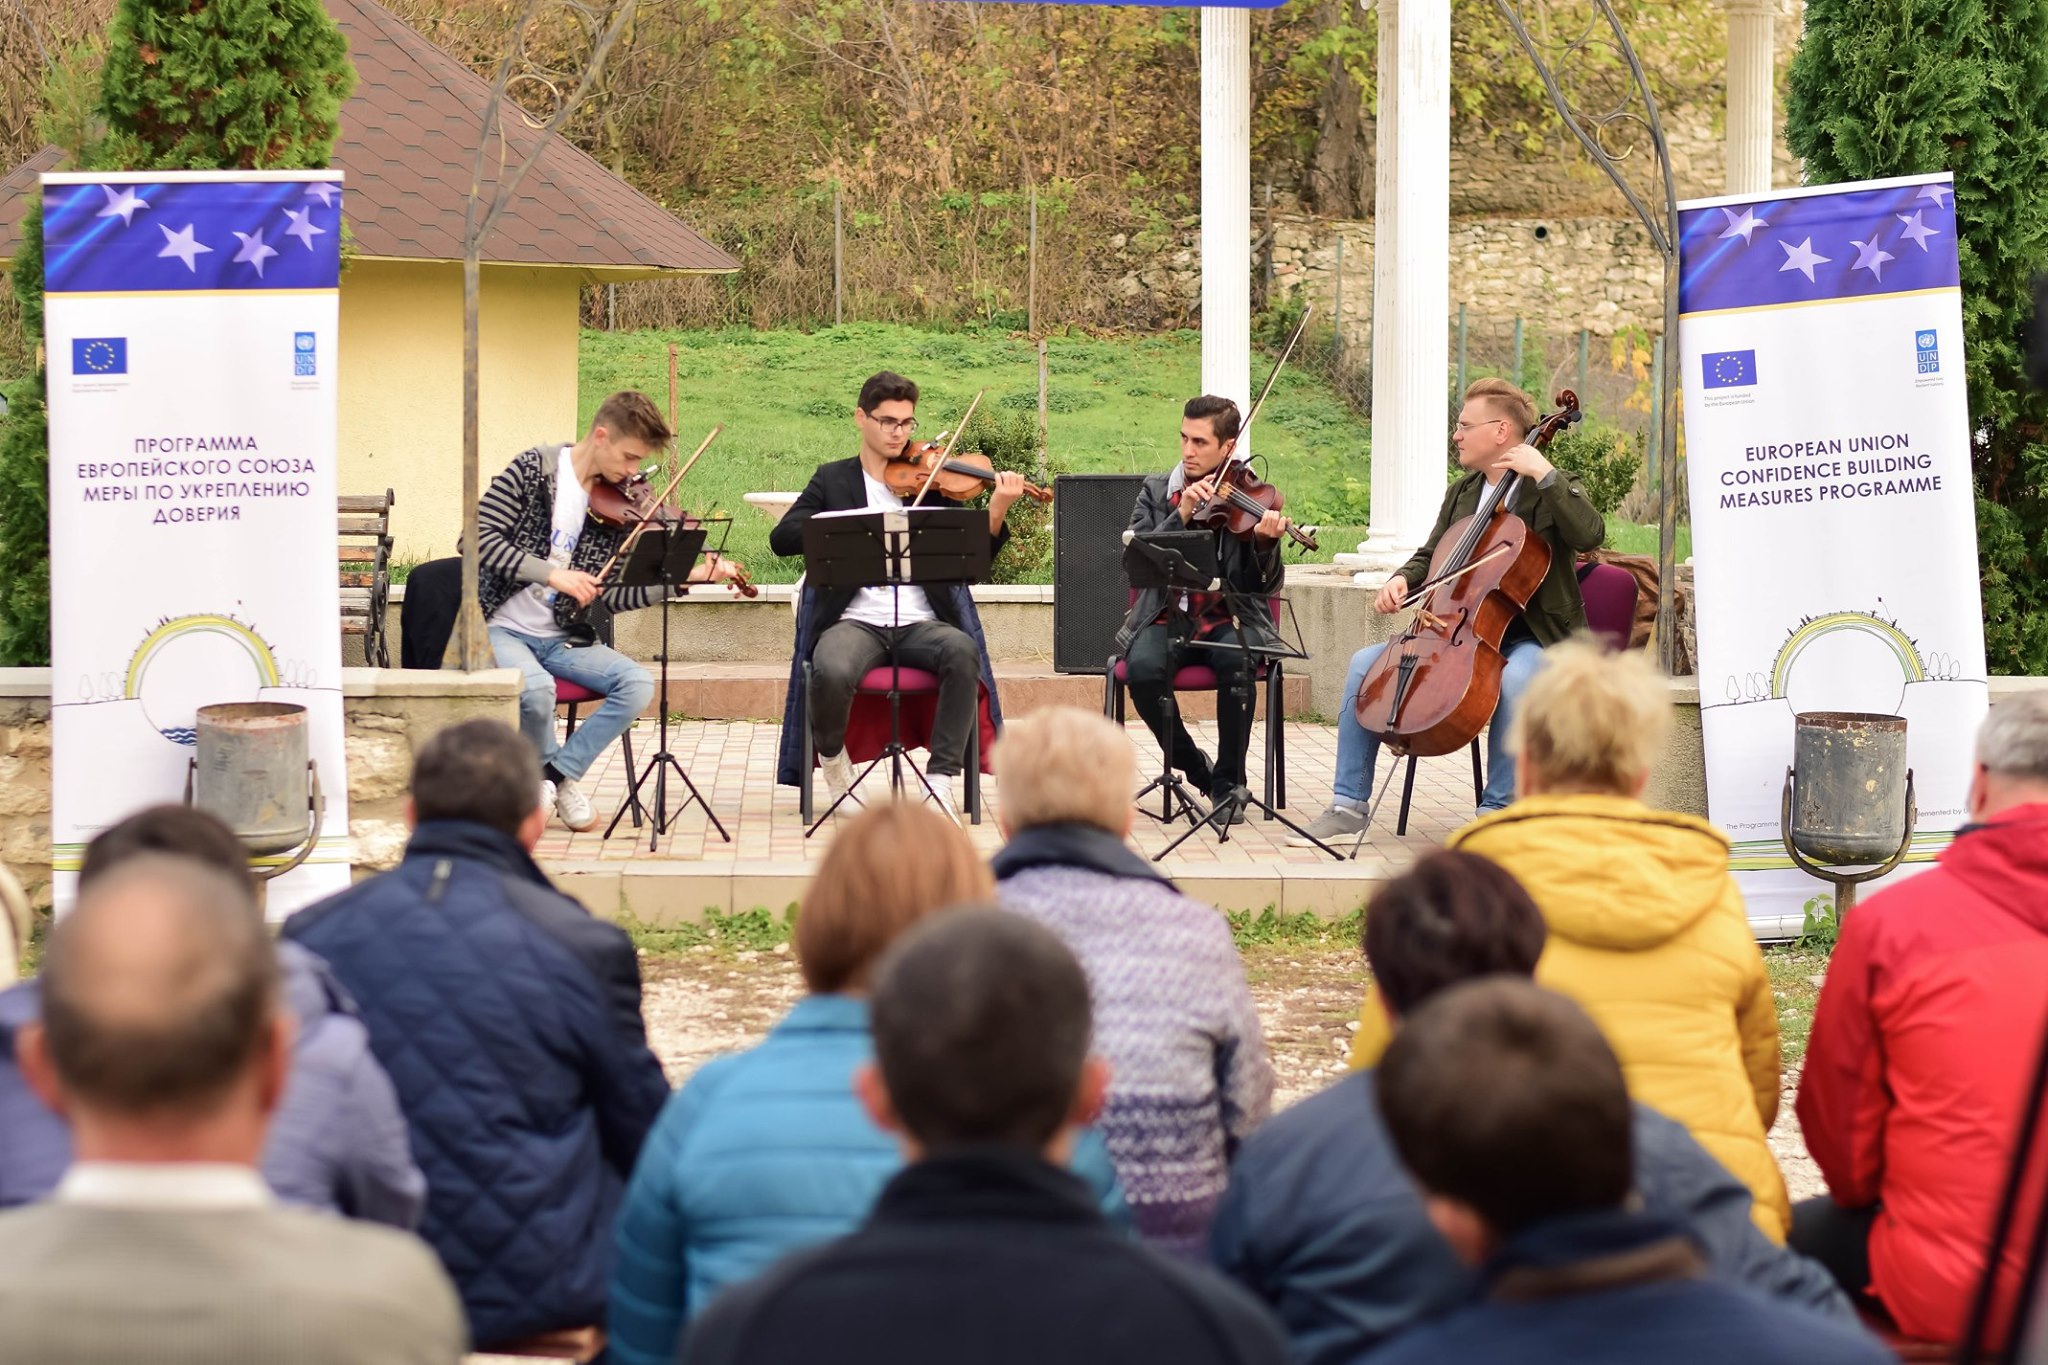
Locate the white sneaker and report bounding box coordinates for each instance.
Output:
[554,777,597,832]
[539,779,558,821]
[927,772,962,824]
[820,750,859,806]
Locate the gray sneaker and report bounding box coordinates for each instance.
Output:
[1286,804,1369,847]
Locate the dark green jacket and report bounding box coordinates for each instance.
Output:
[1395,468,1606,648]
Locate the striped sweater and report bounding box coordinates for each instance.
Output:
[475,444,667,634]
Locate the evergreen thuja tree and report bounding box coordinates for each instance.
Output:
[0,0,357,663]
[0,215,51,666]
[99,0,354,171]
[1787,0,2048,673]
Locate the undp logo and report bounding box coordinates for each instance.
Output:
[294,331,317,377]
[1915,329,1939,375]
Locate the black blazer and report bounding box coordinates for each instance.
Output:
[768,456,1010,641]
[678,1149,1288,1365]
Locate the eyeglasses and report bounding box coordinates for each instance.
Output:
[867,414,918,434]
[1453,418,1507,434]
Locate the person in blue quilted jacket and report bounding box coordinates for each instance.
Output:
[0,805,423,1227]
[606,801,1128,1365]
[282,719,670,1353]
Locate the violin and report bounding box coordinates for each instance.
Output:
[585,426,757,598]
[1351,389,1583,758]
[1186,302,1319,554]
[882,439,1053,505]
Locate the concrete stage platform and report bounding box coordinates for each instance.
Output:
[534,717,1476,923]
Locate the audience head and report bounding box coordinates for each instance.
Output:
[859,906,1106,1160]
[1511,638,1670,799]
[1972,692,2048,820]
[1364,851,1547,1020]
[19,854,287,1162]
[407,718,547,848]
[794,801,994,995]
[993,707,1137,839]
[1377,978,1633,1262]
[78,804,256,894]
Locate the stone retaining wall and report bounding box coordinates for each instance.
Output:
[0,668,520,911]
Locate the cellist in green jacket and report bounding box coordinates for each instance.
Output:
[1288,378,1606,845]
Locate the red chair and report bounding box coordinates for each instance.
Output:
[1103,596,1289,815]
[798,664,984,824]
[559,678,644,831]
[1390,560,1641,835]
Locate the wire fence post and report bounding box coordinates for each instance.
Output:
[1332,232,1345,371]
[606,283,616,331]
[1512,316,1524,386]
[1578,328,1590,405]
[1036,337,1050,484]
[1455,303,1469,401]
[1647,332,1666,498]
[833,181,844,328]
[1262,181,1274,306]
[1027,185,1038,336]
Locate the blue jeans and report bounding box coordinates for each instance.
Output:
[1335,636,1546,813]
[489,627,653,783]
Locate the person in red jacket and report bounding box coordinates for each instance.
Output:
[1794,691,2048,1347]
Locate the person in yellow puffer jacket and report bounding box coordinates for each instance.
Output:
[1348,639,1790,1242]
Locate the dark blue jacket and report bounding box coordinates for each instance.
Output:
[1209,1070,1852,1365]
[281,820,670,1350]
[1363,1210,1890,1365]
[0,944,423,1226]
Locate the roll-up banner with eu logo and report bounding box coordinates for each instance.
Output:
[1677,172,1986,936]
[41,170,350,916]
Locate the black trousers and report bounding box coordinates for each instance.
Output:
[1790,1196,1880,1309]
[1124,619,1254,796]
[810,619,980,777]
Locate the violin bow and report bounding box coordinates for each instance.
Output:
[1235,301,1313,449]
[911,390,985,506]
[592,422,724,588]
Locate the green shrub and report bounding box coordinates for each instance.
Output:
[960,408,1063,585]
[1545,418,1641,523]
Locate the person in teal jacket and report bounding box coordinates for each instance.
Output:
[606,804,1128,1365]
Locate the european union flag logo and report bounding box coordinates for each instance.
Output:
[72,337,126,376]
[1702,349,1757,389]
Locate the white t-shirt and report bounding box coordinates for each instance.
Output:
[489,446,589,639]
[838,469,939,629]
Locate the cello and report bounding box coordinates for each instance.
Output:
[1351,389,1582,757]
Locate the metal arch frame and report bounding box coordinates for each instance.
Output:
[1488,0,1683,674]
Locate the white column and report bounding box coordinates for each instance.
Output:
[1723,0,1775,196]
[1337,0,1450,580]
[1200,6,1253,447]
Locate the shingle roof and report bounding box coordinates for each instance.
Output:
[0,0,736,277]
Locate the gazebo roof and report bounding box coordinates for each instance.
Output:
[0,0,736,279]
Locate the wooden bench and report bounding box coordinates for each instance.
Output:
[339,490,395,668]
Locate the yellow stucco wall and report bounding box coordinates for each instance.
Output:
[337,259,581,560]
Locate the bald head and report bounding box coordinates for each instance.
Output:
[41,854,277,1119]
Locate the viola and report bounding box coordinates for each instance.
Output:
[882,440,1054,505]
[1351,389,1583,758]
[1185,302,1319,553]
[1187,460,1320,553]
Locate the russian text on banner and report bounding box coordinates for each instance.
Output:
[42,170,351,916]
[1677,172,1987,936]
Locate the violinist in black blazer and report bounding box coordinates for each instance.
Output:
[768,371,1026,820]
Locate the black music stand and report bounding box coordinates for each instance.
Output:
[801,507,990,835]
[1154,580,1343,862]
[1118,531,1218,831]
[602,522,732,850]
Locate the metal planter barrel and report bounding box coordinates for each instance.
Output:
[1780,711,1917,917]
[189,703,324,879]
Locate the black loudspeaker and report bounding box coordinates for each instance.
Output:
[1053,473,1147,674]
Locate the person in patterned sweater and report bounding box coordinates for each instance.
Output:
[477,391,746,830]
[991,706,1274,1258]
